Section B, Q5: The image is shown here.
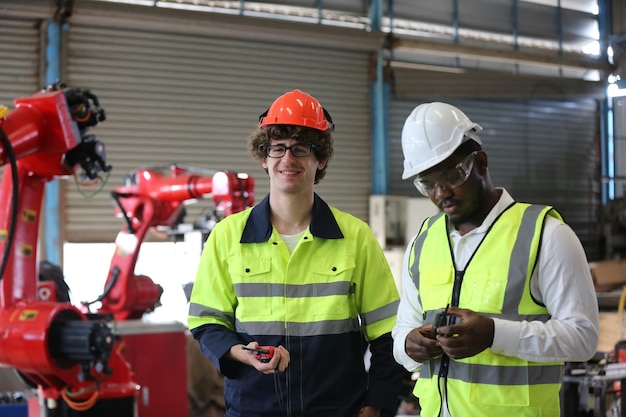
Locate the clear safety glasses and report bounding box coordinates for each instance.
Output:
[413,151,478,197]
[264,143,318,158]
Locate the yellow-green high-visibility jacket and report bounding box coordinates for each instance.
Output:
[188,193,404,417]
[410,202,564,417]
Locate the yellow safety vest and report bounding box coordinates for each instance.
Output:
[189,194,399,341]
[410,202,564,417]
[188,194,402,416]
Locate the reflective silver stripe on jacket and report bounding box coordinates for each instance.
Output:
[233,281,352,298]
[189,301,361,336]
[235,317,361,336]
[190,282,398,336]
[189,302,234,323]
[360,300,400,327]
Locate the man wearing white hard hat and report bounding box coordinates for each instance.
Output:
[391,102,599,417]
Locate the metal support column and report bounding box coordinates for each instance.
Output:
[369,0,390,195]
[598,0,613,203]
[44,18,63,265]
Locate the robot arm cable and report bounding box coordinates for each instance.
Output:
[111,191,135,234]
[61,386,99,411]
[82,266,121,310]
[0,126,19,282]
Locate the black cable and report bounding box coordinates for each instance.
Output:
[437,357,452,417]
[273,370,285,410]
[0,127,19,283]
[110,191,135,234]
[82,266,120,309]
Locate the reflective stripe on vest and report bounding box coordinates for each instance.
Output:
[419,359,563,384]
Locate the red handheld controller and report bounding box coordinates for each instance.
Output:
[242,346,275,363]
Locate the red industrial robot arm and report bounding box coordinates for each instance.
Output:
[90,164,254,321]
[0,84,137,415]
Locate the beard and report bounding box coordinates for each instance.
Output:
[446,180,487,228]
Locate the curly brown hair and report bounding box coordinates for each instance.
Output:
[248,125,334,184]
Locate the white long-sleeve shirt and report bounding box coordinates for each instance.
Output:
[392,188,600,373]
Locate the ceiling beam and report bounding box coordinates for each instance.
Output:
[391,36,612,75]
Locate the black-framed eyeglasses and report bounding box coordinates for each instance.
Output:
[413,151,478,197]
[264,143,319,158]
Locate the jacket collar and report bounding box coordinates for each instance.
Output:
[240,193,344,243]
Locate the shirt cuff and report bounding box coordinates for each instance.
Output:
[490,317,521,355]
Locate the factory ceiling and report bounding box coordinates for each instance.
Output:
[90,0,612,81]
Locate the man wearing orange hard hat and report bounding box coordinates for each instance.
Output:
[190,90,406,417]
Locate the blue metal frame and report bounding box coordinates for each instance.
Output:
[597,0,612,203]
[369,0,390,195]
[603,99,613,202]
[44,19,64,265]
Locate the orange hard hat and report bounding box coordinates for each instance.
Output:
[258,89,334,132]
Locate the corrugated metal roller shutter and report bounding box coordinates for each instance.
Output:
[389,97,600,259]
[65,6,371,242]
[0,10,47,108]
[0,4,48,205]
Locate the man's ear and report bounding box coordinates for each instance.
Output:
[475,151,488,174]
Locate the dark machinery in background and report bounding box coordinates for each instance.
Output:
[0,84,138,416]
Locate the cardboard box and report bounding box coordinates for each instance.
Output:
[589,259,626,292]
[599,311,626,353]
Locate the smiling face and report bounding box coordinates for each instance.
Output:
[249,124,334,186]
[262,138,326,196]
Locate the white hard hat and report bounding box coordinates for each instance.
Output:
[401,102,482,179]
